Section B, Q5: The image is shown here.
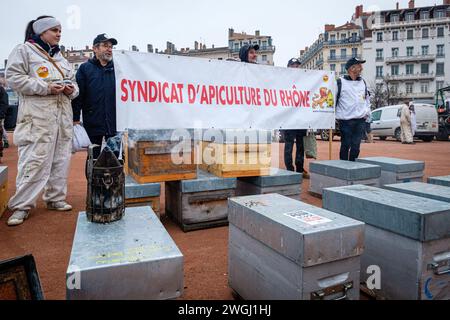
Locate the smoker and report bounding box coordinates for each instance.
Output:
[86,145,126,223]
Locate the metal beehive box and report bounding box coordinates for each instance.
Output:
[309,161,381,195]
[428,176,450,188]
[323,185,450,242]
[357,157,424,185]
[66,206,184,300]
[384,182,450,204]
[125,175,161,199]
[166,170,236,231]
[236,168,302,199]
[310,161,381,181]
[228,194,364,300]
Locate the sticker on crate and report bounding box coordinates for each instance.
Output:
[285,210,332,226]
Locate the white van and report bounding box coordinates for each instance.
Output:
[371,104,438,142]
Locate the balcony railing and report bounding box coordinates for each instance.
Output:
[328,54,362,62]
[372,16,450,29]
[324,37,362,46]
[385,54,436,64]
[386,72,435,81]
[230,46,276,53]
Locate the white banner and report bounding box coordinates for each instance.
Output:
[114,50,336,131]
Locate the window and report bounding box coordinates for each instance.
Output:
[422,46,429,56]
[422,28,429,39]
[376,66,384,78]
[262,55,268,62]
[392,48,399,57]
[341,49,347,58]
[234,43,239,51]
[437,63,445,76]
[421,82,429,93]
[406,12,415,21]
[421,64,429,74]
[437,45,445,57]
[351,33,358,41]
[407,47,414,57]
[330,49,336,59]
[392,31,399,41]
[376,49,384,61]
[407,29,414,40]
[436,10,445,19]
[341,34,346,40]
[406,64,414,75]
[372,110,382,121]
[330,35,336,42]
[377,32,383,42]
[352,48,358,57]
[341,64,346,74]
[391,14,400,23]
[420,11,429,20]
[437,27,444,38]
[391,65,399,76]
[330,64,336,71]
[406,83,414,94]
[437,81,445,90]
[262,41,267,49]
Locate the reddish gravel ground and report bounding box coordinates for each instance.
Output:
[0,133,449,300]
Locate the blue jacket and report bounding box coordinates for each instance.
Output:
[72,57,116,137]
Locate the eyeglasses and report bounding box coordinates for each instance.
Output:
[99,43,115,49]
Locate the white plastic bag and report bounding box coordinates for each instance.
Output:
[72,124,92,153]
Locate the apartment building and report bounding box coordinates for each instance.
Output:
[362,0,450,103]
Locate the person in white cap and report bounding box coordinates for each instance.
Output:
[5,15,79,226]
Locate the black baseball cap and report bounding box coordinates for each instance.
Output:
[345,57,366,70]
[93,33,118,46]
[287,58,301,67]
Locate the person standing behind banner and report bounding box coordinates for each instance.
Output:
[239,44,259,64]
[282,58,309,179]
[72,34,118,160]
[5,15,79,226]
[336,57,371,162]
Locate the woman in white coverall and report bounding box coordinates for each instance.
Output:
[5,16,79,226]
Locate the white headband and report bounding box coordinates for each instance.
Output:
[32,17,61,35]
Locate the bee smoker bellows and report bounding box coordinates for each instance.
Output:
[86,145,125,223]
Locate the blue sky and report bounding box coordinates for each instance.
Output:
[0,0,440,67]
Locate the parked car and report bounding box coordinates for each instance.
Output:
[371,104,438,142]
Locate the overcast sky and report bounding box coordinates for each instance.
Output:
[0,0,440,67]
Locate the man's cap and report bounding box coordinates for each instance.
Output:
[248,44,260,51]
[287,58,301,67]
[93,34,118,46]
[345,57,366,70]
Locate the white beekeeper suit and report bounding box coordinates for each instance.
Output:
[6,40,79,221]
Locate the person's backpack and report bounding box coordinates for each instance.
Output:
[336,77,370,107]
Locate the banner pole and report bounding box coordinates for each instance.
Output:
[328,128,333,160]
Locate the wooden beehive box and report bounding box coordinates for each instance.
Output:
[200,129,272,178]
[126,129,197,184]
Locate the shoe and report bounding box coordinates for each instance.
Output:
[7,210,30,226]
[47,201,73,212]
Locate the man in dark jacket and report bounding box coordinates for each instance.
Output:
[0,85,8,158]
[72,34,118,159]
[282,58,309,178]
[239,44,259,63]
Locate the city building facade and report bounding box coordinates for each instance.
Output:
[362,0,450,103]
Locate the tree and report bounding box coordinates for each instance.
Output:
[369,76,405,110]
